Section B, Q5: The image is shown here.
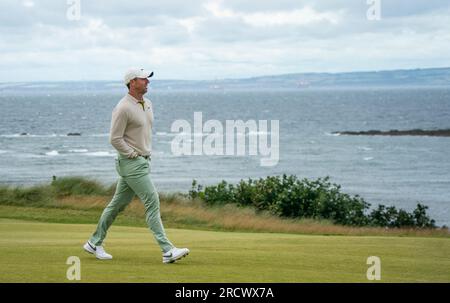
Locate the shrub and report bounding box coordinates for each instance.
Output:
[413,203,436,228]
[190,175,437,228]
[368,203,435,228]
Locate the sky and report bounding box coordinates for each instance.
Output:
[1,0,450,81]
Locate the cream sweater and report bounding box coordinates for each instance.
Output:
[109,94,154,158]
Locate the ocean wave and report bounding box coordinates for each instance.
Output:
[0,133,112,138]
[324,132,340,136]
[363,157,374,161]
[0,150,8,154]
[156,132,174,137]
[0,133,56,138]
[39,150,114,157]
[68,149,88,153]
[16,153,46,159]
[45,150,59,156]
[85,151,116,157]
[0,133,85,138]
[357,146,373,151]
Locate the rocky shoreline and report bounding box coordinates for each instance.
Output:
[334,129,450,137]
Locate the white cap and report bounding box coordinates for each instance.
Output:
[124,68,154,85]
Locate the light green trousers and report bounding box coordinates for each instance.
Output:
[89,154,174,253]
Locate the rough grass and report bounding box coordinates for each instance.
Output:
[0,177,448,237]
[0,194,448,238]
[1,219,449,282]
[50,176,115,196]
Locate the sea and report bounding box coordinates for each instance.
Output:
[1,83,449,226]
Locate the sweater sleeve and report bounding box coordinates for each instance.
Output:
[109,106,137,157]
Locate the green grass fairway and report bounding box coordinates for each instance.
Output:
[0,218,449,282]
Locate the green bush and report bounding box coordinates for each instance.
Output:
[203,181,235,206]
[413,204,436,228]
[368,203,435,228]
[189,175,436,228]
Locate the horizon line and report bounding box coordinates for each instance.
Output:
[1,65,449,84]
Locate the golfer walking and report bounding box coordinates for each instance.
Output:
[83,68,189,264]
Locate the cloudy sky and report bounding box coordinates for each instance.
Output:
[1,0,450,81]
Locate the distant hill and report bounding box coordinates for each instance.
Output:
[226,67,450,89]
[1,67,450,91]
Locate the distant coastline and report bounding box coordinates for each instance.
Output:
[334,129,450,137]
[1,66,450,90]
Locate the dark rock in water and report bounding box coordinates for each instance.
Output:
[20,132,28,136]
[334,129,450,137]
[67,132,82,136]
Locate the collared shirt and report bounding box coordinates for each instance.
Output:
[109,93,154,158]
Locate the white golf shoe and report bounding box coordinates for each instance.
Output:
[83,241,113,260]
[162,247,190,264]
